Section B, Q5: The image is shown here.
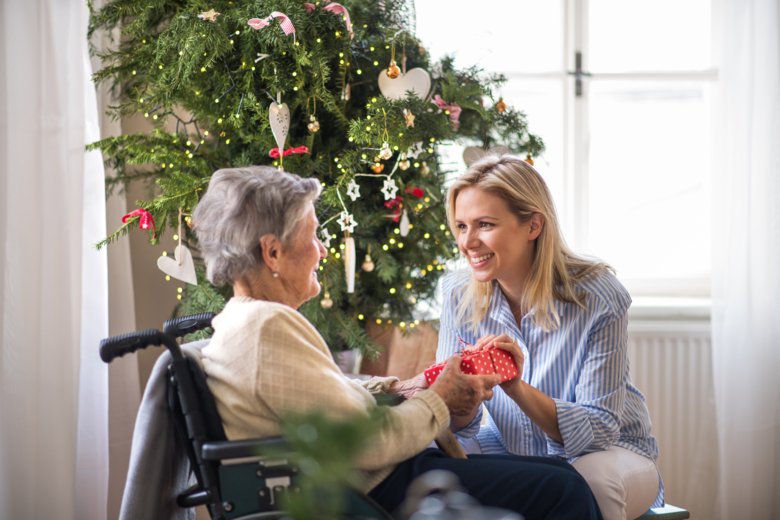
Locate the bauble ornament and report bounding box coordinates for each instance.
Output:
[385,58,401,79]
[307,114,320,133]
[362,254,375,272]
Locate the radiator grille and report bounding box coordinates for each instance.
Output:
[628,325,716,516]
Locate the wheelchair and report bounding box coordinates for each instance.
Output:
[101,312,392,520]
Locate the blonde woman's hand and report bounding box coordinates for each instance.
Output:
[491,334,525,395]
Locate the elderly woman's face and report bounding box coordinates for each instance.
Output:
[277,203,327,308]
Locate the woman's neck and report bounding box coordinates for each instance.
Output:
[233,270,293,307]
[497,272,530,323]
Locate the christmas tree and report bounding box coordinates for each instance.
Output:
[88,0,544,354]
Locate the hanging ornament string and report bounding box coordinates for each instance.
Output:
[176,208,183,265]
[247,12,297,43]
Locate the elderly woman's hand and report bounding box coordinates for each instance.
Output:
[430,356,500,419]
[389,373,428,399]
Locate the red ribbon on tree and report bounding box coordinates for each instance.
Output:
[122,208,156,233]
[404,186,425,198]
[247,12,296,36]
[384,187,425,222]
[432,94,462,131]
[268,145,309,159]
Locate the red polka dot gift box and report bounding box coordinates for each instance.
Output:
[423,346,519,386]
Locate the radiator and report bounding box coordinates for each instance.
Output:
[627,320,716,517]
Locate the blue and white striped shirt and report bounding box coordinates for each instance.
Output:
[437,269,663,505]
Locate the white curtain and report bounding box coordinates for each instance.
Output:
[0,1,109,518]
[712,0,780,518]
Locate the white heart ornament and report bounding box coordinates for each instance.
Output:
[157,245,198,285]
[268,101,290,152]
[463,145,510,166]
[378,67,432,101]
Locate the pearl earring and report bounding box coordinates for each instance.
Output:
[272,271,279,278]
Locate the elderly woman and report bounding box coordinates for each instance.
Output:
[192,165,603,519]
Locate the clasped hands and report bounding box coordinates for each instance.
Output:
[389,334,524,422]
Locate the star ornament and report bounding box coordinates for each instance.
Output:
[403,109,415,128]
[337,211,357,233]
[198,9,221,22]
[406,141,425,159]
[381,177,399,200]
[320,227,333,248]
[346,180,361,201]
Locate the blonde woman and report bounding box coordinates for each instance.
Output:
[438,154,662,520]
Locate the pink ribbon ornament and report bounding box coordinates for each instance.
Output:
[304,1,353,39]
[432,94,462,131]
[122,208,156,233]
[269,145,309,159]
[247,12,296,37]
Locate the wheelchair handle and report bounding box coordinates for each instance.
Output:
[163,312,216,338]
[100,328,166,363]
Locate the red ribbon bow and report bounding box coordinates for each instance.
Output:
[432,94,462,131]
[248,12,296,36]
[384,187,425,222]
[304,1,353,38]
[122,208,156,233]
[268,145,309,159]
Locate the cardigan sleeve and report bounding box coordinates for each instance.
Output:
[253,306,450,470]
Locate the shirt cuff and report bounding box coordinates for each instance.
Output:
[453,408,482,439]
[546,399,593,457]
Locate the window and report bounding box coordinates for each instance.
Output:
[417,0,716,298]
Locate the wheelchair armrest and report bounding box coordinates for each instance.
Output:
[202,436,292,461]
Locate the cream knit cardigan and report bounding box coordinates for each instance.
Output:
[202,297,450,492]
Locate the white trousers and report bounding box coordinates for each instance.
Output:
[571,446,659,520]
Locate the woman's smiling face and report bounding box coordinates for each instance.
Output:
[454,187,539,289]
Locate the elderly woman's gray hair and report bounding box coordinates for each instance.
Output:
[193,166,322,286]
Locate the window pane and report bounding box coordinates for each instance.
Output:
[416,0,564,72]
[501,78,565,222]
[588,0,712,72]
[586,80,712,288]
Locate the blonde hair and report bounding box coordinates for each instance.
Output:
[446,154,610,330]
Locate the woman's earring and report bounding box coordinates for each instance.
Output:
[272,271,280,279]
